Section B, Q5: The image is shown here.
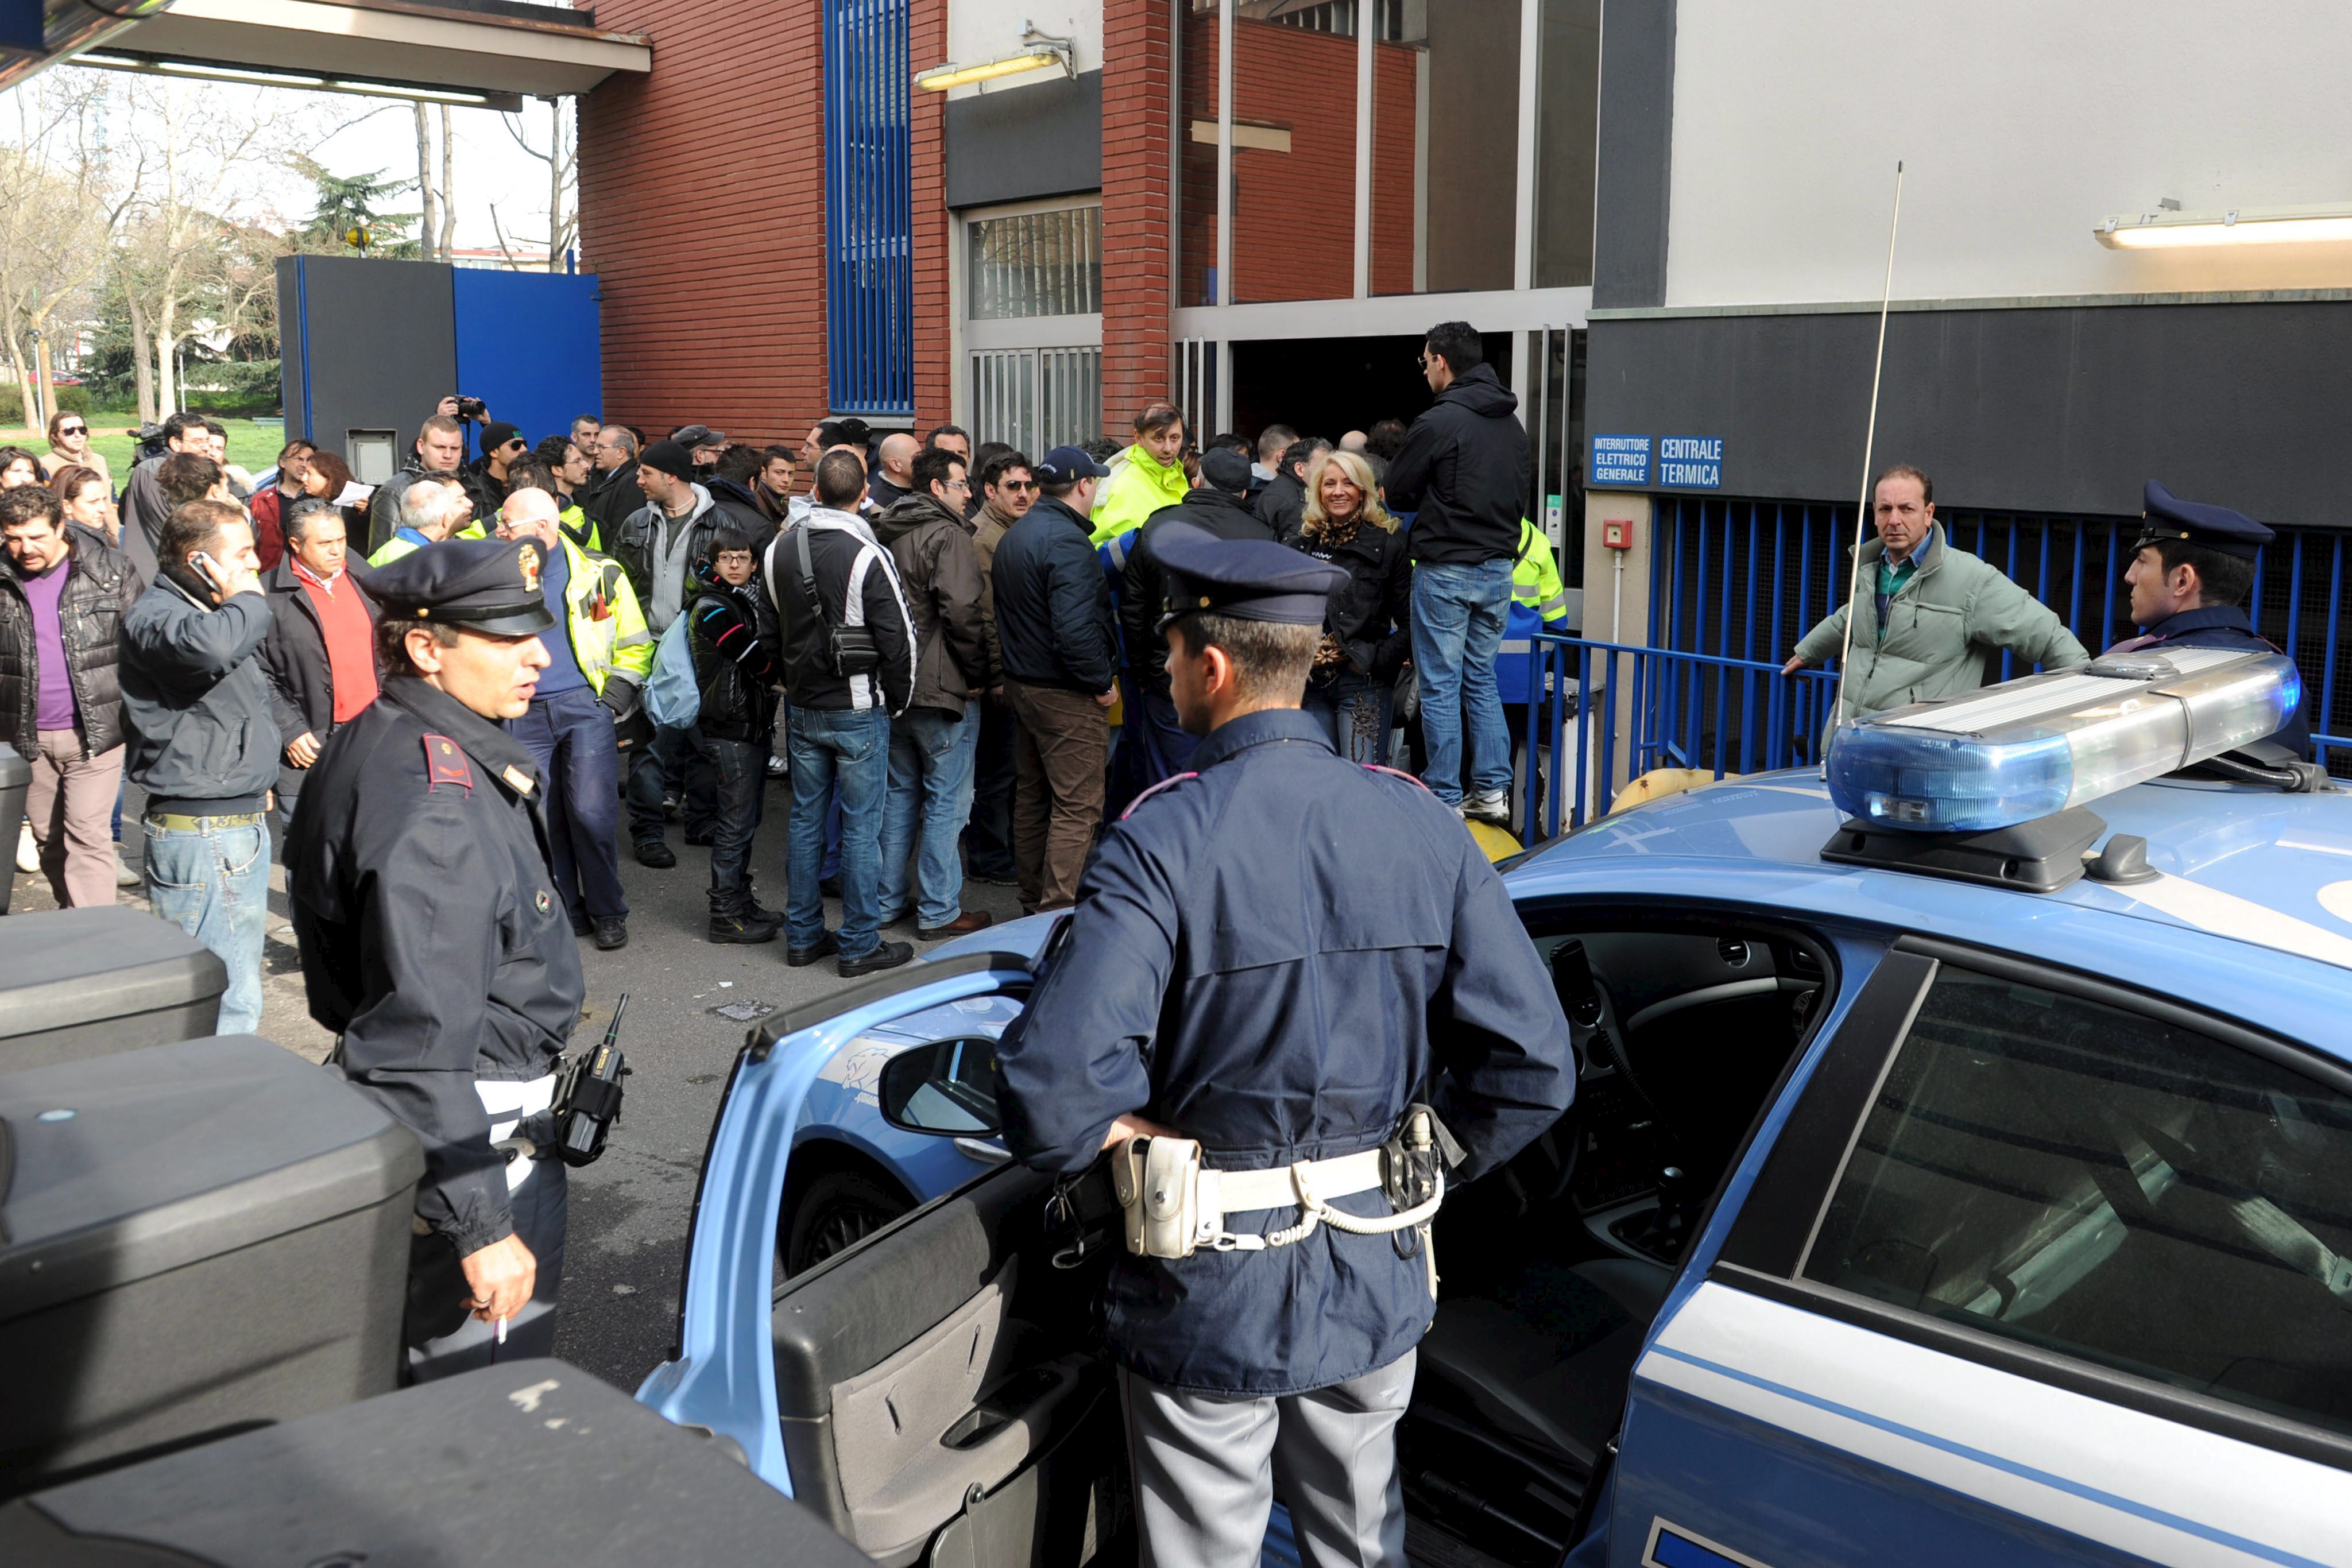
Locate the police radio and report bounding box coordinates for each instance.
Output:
[552,993,632,1167]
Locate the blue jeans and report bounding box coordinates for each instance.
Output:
[1410,559,1514,805]
[145,813,270,1033]
[880,704,979,930]
[1302,670,1393,765]
[787,706,891,957]
[509,686,628,923]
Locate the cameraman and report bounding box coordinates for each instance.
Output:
[285,536,585,1381]
[115,412,214,582]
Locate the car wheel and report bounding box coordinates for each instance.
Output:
[783,1170,912,1276]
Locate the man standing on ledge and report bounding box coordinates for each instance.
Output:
[1784,463,2087,727]
[995,528,1575,1568]
[285,537,584,1380]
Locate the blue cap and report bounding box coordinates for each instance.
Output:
[359,536,556,636]
[2135,479,2273,560]
[1035,444,1111,485]
[1152,523,1349,629]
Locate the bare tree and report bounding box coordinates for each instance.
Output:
[438,104,456,260]
[0,73,147,425]
[413,104,438,262]
[502,96,578,269]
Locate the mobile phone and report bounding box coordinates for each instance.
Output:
[189,550,222,578]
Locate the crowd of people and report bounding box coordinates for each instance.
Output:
[0,320,1565,1009]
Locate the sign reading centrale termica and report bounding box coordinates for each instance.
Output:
[1658,436,1723,489]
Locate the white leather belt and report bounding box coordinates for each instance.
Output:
[1212,1148,1386,1213]
[479,1074,558,1194]
[1113,1135,1444,1286]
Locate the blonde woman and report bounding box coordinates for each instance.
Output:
[1285,448,1411,764]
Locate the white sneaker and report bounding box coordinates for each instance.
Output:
[14,820,35,873]
[115,847,141,887]
[1464,789,1511,826]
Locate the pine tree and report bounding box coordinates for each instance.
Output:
[291,156,421,258]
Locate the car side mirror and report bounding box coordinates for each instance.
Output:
[878,1037,1003,1137]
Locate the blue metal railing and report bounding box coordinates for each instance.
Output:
[1518,636,1839,837]
[1650,496,2351,778]
[823,0,913,417]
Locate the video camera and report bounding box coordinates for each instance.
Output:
[131,423,169,464]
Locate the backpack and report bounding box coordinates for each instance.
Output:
[643,611,701,729]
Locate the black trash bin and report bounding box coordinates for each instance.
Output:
[0,1360,877,1567]
[0,750,28,916]
[0,1035,423,1495]
[0,907,228,1073]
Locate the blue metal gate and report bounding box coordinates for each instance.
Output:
[1519,498,2351,838]
[823,0,912,417]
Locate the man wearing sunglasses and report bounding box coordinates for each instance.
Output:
[964,450,1036,887]
[461,420,530,522]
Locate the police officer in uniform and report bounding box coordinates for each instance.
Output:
[2114,479,2310,756]
[285,537,585,1380]
[994,527,1576,1568]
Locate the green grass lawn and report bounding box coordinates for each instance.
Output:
[47,416,291,478]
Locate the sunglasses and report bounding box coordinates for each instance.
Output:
[56,424,85,436]
[999,479,1037,492]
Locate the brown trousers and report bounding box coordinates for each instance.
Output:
[1004,679,1108,911]
[25,730,125,908]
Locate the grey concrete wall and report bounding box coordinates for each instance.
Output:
[1591,0,1673,309]
[1584,299,2352,526]
[945,71,1102,210]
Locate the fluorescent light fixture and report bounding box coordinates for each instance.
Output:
[916,41,1071,91]
[2095,202,2352,249]
[72,49,502,107]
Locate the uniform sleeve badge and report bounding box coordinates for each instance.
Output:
[519,543,542,593]
[536,890,554,915]
[423,734,474,793]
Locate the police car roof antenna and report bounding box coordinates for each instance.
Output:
[1833,160,1906,731]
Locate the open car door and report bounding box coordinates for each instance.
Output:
[641,952,1127,1568]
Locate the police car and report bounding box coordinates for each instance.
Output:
[643,650,2352,1568]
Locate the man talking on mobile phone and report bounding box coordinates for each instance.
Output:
[119,498,281,1033]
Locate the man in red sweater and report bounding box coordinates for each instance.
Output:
[260,497,380,830]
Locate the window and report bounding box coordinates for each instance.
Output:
[1805,966,2352,1437]
[968,348,1101,459]
[966,207,1101,320]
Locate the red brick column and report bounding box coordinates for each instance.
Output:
[909,0,952,430]
[1100,0,1173,436]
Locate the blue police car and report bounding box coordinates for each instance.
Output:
[644,651,2352,1568]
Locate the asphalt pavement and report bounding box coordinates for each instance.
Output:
[10,771,1032,1397]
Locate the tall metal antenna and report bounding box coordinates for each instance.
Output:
[1833,160,1907,730]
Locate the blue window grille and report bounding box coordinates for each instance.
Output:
[1646,495,2351,776]
[824,0,912,417]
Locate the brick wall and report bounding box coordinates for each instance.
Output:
[1100,0,1173,435]
[578,0,830,444]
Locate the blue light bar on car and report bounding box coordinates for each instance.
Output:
[1825,649,2301,833]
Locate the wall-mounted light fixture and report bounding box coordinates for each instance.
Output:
[76,51,506,107]
[2095,202,2352,249]
[916,20,1074,91]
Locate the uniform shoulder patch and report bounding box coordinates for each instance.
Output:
[422,734,474,793]
[1119,770,1199,819]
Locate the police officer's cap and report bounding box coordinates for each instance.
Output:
[1154,523,1349,630]
[363,537,556,635]
[2134,480,2273,560]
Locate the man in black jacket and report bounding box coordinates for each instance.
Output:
[114,411,210,582]
[687,527,783,944]
[368,415,475,555]
[1117,447,1272,798]
[1254,435,1328,538]
[1,486,137,906]
[121,498,280,1033]
[769,449,919,977]
[991,444,1115,912]
[581,425,645,538]
[259,499,379,832]
[1383,320,1531,824]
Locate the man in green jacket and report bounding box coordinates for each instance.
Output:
[1785,465,2087,728]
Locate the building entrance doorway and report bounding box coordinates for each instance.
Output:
[1228,332,1514,447]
